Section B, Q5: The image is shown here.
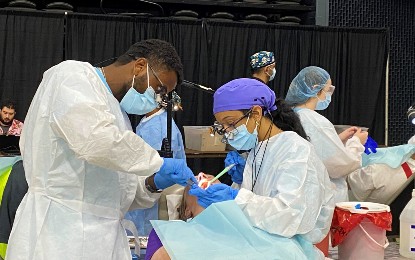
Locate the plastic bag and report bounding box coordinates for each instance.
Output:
[330,206,392,247]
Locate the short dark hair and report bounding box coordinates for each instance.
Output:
[251,66,265,75]
[116,39,184,84]
[1,99,17,111]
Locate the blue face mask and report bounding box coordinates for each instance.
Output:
[315,91,331,111]
[120,64,158,115]
[226,118,258,151]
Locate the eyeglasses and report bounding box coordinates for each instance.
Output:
[147,64,169,106]
[148,64,166,92]
[211,110,251,143]
[323,84,335,95]
[128,54,168,95]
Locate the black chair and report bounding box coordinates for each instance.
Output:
[242,13,268,23]
[43,1,73,12]
[171,10,199,21]
[208,12,235,22]
[243,0,267,4]
[3,0,36,10]
[275,15,301,25]
[269,0,301,4]
[100,0,164,17]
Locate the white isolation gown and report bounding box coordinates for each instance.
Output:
[6,61,163,260]
[348,134,415,204]
[295,108,364,203]
[236,132,335,249]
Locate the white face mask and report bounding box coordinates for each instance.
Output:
[266,67,276,81]
[119,64,158,115]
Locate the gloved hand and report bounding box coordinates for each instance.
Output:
[188,183,239,208]
[364,136,378,155]
[224,151,245,184]
[154,158,197,189]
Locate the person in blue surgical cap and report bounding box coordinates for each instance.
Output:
[136,105,186,160]
[285,66,368,203]
[250,50,276,85]
[125,103,186,238]
[189,78,335,259]
[6,39,196,260]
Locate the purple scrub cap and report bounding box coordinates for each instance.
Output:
[213,78,277,114]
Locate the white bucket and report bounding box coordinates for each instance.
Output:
[337,202,390,260]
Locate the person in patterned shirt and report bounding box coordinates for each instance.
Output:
[0,100,23,136]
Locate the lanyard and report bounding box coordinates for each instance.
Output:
[95,67,113,94]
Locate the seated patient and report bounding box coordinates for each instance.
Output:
[146,174,216,260]
[146,181,314,260]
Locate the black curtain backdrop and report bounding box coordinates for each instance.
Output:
[273,27,389,143]
[65,14,137,64]
[145,19,209,126]
[0,10,64,121]
[0,11,388,145]
[205,22,388,143]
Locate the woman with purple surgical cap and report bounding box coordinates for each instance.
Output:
[189,78,335,259]
[285,66,368,203]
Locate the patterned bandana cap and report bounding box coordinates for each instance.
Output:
[250,51,275,69]
[213,78,277,114]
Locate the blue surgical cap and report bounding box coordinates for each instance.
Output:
[213,78,277,114]
[285,66,331,105]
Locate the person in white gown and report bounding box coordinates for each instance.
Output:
[285,66,368,203]
[6,39,196,260]
[189,78,335,259]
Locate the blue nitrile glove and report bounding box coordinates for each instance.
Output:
[364,136,378,155]
[224,151,245,184]
[188,183,239,208]
[154,158,197,189]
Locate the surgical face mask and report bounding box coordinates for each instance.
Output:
[266,67,276,81]
[226,118,258,151]
[315,91,332,110]
[120,64,158,115]
[269,68,276,81]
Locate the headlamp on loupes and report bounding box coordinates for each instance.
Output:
[156,87,182,111]
[408,103,415,125]
[210,122,235,144]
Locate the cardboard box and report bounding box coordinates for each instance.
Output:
[183,126,226,151]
